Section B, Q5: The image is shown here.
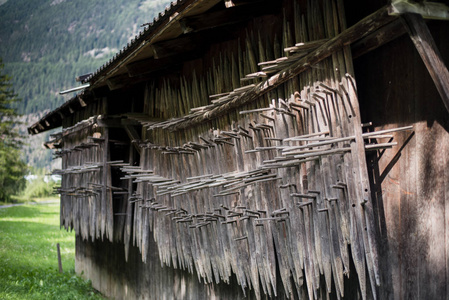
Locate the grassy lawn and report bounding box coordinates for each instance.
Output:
[0,201,103,299]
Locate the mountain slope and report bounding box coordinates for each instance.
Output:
[0,0,171,114]
[0,0,170,170]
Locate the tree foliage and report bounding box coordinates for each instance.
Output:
[0,0,170,171]
[0,59,27,202]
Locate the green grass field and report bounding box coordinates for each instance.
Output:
[0,202,103,299]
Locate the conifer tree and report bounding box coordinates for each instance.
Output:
[0,58,27,202]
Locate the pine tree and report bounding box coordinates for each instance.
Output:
[0,58,27,202]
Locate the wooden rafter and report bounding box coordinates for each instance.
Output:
[179,0,280,34]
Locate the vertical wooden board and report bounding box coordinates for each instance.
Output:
[415,121,447,300]
[242,213,262,298]
[314,159,333,294]
[140,186,149,263]
[433,22,449,300]
[107,170,114,242]
[354,18,449,299]
[326,3,375,289]
[355,36,408,300]
[401,14,449,114]
[302,197,318,300]
[260,174,280,295]
[124,145,136,261]
[319,154,345,297]
[276,110,307,294]
[411,21,449,299]
[132,196,139,247]
[445,125,449,300]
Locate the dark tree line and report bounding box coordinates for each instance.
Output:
[0,59,27,202]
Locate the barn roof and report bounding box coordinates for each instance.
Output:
[28,0,224,134]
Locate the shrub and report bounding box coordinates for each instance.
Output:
[22,175,59,199]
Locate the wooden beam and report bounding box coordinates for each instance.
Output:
[124,125,142,155]
[179,1,280,34]
[351,18,406,59]
[389,0,449,20]
[401,13,449,114]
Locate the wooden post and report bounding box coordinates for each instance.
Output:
[101,97,109,241]
[401,13,449,114]
[57,243,63,273]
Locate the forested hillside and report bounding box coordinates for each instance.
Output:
[0,0,170,169]
[0,0,170,114]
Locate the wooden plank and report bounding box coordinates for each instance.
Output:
[415,121,447,300]
[124,145,135,261]
[124,125,142,155]
[401,13,449,114]
[445,122,449,300]
[412,30,448,297]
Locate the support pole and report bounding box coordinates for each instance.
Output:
[57,243,63,273]
[401,13,449,114]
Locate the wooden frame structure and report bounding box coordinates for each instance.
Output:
[29,0,449,299]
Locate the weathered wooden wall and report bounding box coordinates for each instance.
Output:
[114,1,390,299]
[355,20,449,300]
[51,0,449,299]
[75,234,255,299]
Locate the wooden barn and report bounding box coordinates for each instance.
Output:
[29,0,449,299]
